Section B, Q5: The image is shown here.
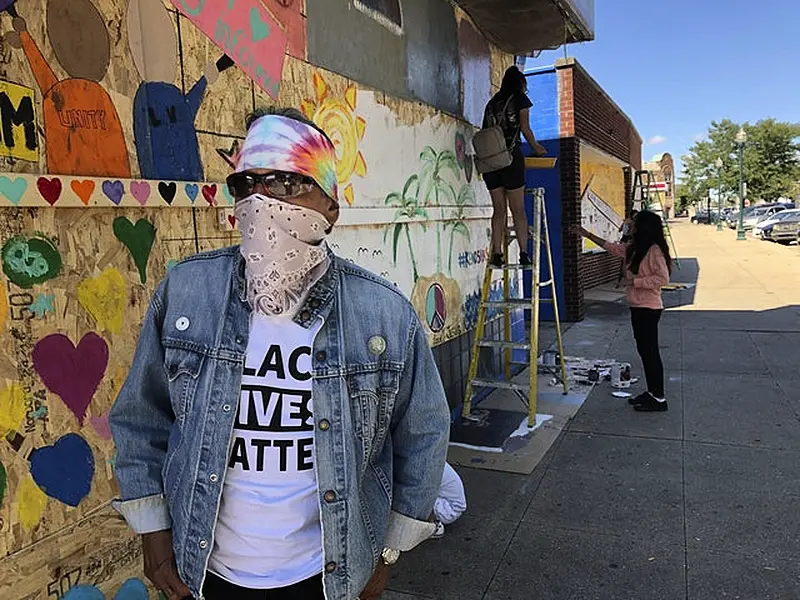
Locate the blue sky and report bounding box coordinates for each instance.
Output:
[524,0,800,179]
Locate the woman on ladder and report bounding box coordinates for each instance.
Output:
[482,66,548,268]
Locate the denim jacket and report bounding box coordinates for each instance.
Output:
[109,246,451,599]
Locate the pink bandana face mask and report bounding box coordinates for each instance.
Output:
[235,194,330,317]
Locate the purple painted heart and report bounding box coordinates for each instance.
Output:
[32,333,109,425]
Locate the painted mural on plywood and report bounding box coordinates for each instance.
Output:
[301,72,368,206]
[0,206,235,598]
[580,143,626,253]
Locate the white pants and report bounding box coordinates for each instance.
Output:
[433,463,467,525]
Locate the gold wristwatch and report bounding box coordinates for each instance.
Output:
[381,548,401,565]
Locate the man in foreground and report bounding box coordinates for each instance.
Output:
[110,107,451,600]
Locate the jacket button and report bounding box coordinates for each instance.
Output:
[210,473,218,482]
[325,561,337,573]
[318,419,330,431]
[300,311,310,321]
[316,351,327,361]
[222,404,231,413]
[310,298,321,308]
[235,336,244,344]
[323,490,336,503]
[199,539,208,549]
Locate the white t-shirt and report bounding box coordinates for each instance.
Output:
[209,314,323,589]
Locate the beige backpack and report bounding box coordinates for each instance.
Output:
[472,95,514,174]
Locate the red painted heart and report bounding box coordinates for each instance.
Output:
[202,184,217,206]
[32,333,109,426]
[228,214,236,228]
[37,177,63,206]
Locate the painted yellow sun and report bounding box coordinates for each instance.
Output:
[301,72,367,205]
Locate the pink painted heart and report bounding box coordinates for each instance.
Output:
[130,181,151,206]
[89,413,112,441]
[32,333,109,426]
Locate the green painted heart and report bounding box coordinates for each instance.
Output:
[250,7,270,42]
[113,217,156,285]
[1,235,63,288]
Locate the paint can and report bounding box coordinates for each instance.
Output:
[543,350,559,367]
[612,362,631,389]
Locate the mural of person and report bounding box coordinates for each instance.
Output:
[4,1,132,178]
[127,0,233,181]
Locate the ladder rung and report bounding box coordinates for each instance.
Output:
[538,279,554,287]
[483,299,552,308]
[471,378,529,392]
[477,340,532,350]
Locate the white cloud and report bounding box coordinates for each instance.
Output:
[647,135,667,145]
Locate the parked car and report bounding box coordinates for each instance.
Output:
[754,209,800,238]
[727,203,794,229]
[691,210,718,224]
[767,213,800,244]
[742,205,786,230]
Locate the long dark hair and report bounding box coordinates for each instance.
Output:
[499,66,526,96]
[626,211,672,274]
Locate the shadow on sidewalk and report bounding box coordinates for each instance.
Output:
[386,256,800,600]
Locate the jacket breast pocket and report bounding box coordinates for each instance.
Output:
[163,346,205,425]
[346,369,399,469]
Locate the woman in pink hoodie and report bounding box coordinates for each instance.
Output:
[577,211,672,411]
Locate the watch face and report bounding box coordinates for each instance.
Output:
[382,548,401,564]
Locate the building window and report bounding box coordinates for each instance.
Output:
[354,0,403,35]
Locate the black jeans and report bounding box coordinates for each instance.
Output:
[630,307,664,398]
[201,572,325,600]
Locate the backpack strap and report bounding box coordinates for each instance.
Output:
[485,93,515,128]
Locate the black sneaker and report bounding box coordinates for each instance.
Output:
[629,391,649,405]
[519,252,532,266]
[633,392,668,412]
[490,253,504,267]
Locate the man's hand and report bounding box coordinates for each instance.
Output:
[358,561,391,600]
[142,530,192,600]
[533,142,548,157]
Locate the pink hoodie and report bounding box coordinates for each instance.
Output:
[603,242,670,310]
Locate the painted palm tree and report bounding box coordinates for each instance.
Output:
[384,173,429,282]
[419,146,460,273]
[443,184,475,275]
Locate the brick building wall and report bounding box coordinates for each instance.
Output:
[555,59,642,320]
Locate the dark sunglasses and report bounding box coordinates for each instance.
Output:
[226,171,317,200]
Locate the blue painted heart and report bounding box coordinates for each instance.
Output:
[29,433,94,507]
[249,7,270,41]
[0,176,28,205]
[185,183,199,204]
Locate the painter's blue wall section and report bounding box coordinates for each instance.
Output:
[521,68,565,322]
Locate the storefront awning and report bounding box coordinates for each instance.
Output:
[454,0,595,55]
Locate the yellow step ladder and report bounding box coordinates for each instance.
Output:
[462,186,568,428]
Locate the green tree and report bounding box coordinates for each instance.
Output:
[384,174,428,282]
[443,185,474,275]
[419,146,459,273]
[682,119,800,205]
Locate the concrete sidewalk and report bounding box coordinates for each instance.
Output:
[385,222,800,600]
